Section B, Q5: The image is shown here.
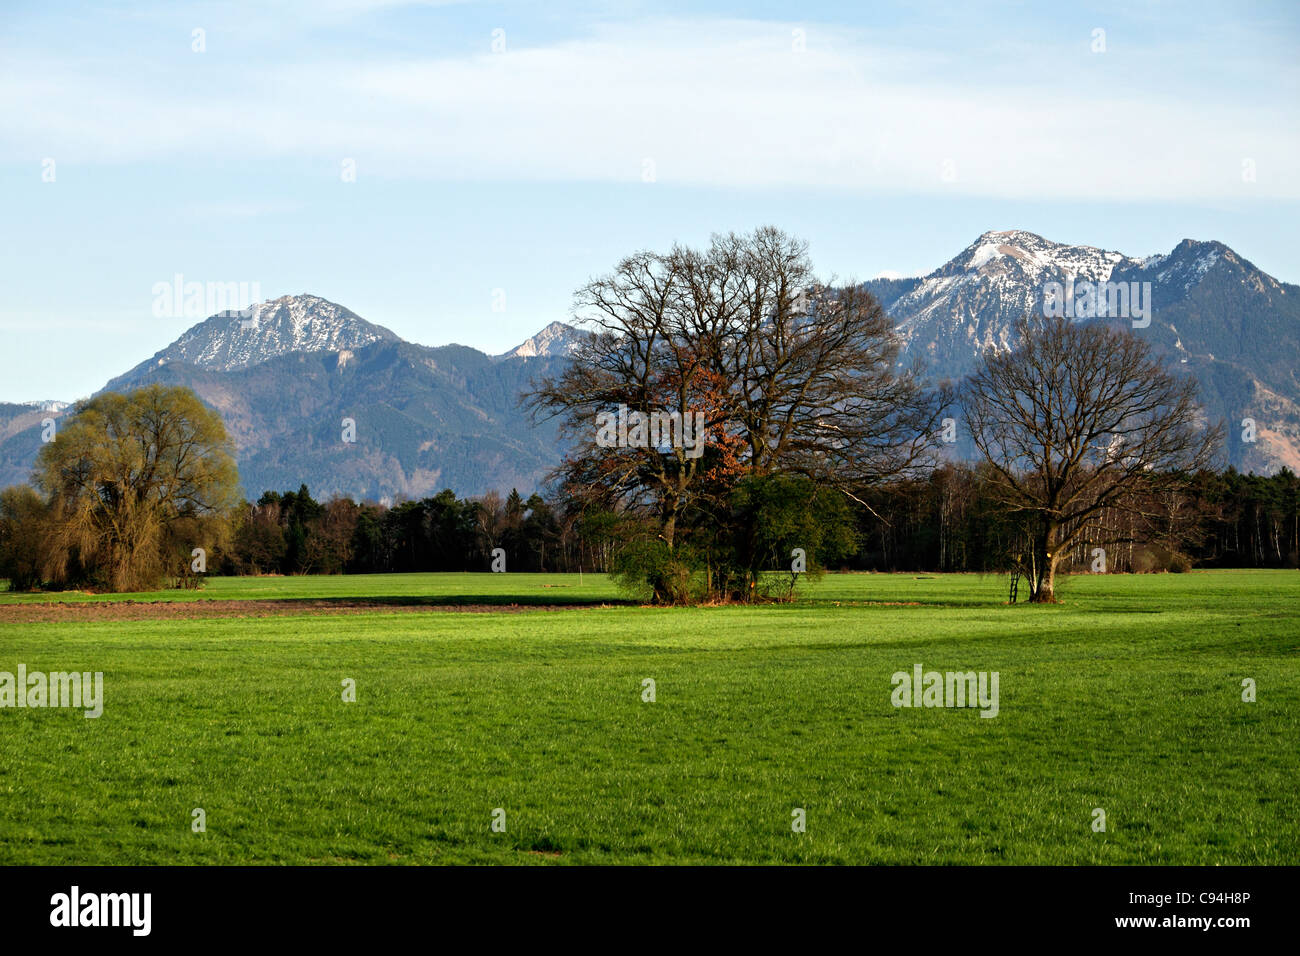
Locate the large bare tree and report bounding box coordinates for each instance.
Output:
[528,226,947,549]
[961,316,1221,602]
[672,228,945,492]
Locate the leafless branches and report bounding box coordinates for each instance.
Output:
[961,315,1222,600]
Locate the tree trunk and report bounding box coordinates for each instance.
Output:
[1033,558,1057,603]
[1029,525,1058,603]
[661,510,677,549]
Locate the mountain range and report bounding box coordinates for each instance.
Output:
[863,230,1300,473]
[2,230,1296,500]
[1,296,580,499]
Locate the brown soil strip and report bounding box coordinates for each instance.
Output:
[0,599,616,624]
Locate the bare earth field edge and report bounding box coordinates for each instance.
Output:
[0,598,619,622]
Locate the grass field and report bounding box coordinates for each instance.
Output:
[1,570,1296,865]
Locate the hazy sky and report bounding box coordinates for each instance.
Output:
[2,0,1297,401]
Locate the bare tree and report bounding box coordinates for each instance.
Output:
[527,227,948,547]
[673,229,945,495]
[961,315,1221,602]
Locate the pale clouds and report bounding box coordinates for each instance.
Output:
[2,17,1296,200]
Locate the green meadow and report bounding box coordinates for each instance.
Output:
[0,570,1296,864]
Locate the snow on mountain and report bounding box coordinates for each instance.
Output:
[864,230,1300,474]
[122,294,401,380]
[875,231,1276,362]
[874,230,1145,367]
[1126,239,1283,296]
[495,321,588,361]
[943,229,1134,280]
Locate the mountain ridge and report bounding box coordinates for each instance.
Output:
[864,229,1300,473]
[494,320,588,361]
[2,231,1296,498]
[109,294,403,388]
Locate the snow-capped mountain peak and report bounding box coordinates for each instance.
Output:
[495,321,588,361]
[1132,239,1263,293]
[944,230,1135,283]
[871,231,1149,363]
[23,400,69,413]
[131,294,401,376]
[861,229,1300,473]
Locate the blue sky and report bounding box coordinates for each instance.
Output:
[1,0,1297,402]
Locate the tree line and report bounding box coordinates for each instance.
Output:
[7,450,1290,591]
[223,485,566,577]
[852,463,1299,575]
[1,403,1292,594]
[182,464,1297,583]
